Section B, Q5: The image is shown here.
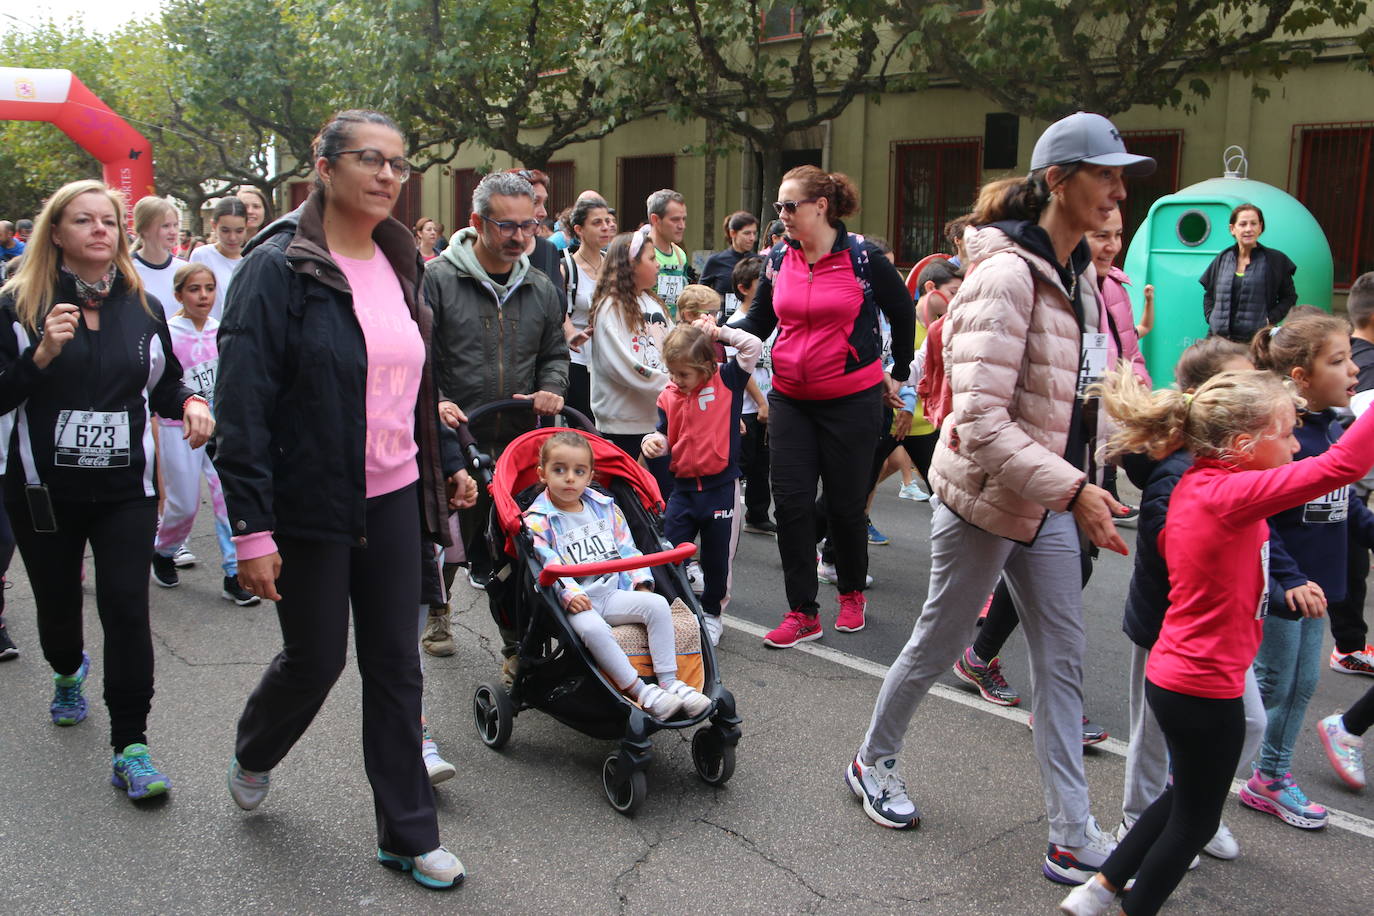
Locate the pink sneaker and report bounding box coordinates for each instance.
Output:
[835,591,866,632]
[763,610,822,648]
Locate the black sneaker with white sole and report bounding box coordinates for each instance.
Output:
[151,554,179,588]
[0,624,18,660]
[222,575,261,606]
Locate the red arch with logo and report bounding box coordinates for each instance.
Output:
[0,67,154,228]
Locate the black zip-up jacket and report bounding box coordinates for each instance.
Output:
[1121,449,1192,649]
[215,190,459,548]
[0,272,193,503]
[1200,243,1297,342]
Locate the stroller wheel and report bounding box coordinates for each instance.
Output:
[472,682,514,749]
[602,752,647,816]
[691,727,736,786]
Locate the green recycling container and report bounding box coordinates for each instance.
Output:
[1122,171,1333,385]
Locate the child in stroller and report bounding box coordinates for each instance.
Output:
[525,430,712,720]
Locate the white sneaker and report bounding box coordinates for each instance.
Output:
[1118,818,1199,869]
[1045,817,1116,884]
[636,682,684,719]
[685,561,705,595]
[845,753,921,828]
[702,613,723,647]
[227,758,270,810]
[173,545,197,568]
[816,556,873,587]
[663,679,712,717]
[1058,876,1116,916]
[378,845,465,889]
[423,735,457,785]
[1203,820,1239,859]
[897,481,930,502]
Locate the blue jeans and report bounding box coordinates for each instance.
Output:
[1253,614,1325,776]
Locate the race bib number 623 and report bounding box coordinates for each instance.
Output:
[54,410,131,468]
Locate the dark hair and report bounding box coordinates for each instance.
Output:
[731,255,765,296]
[210,196,249,224]
[1173,337,1249,390]
[1250,313,1351,378]
[766,219,784,240]
[311,109,401,192]
[944,214,973,247]
[916,258,962,291]
[567,195,612,253]
[172,261,216,297]
[970,165,1082,225]
[781,165,859,225]
[1229,203,1265,231]
[1348,272,1374,329]
[236,186,274,225]
[723,210,758,238]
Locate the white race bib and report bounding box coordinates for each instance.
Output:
[722,293,740,319]
[657,273,686,305]
[1303,486,1349,525]
[55,410,130,468]
[1256,541,1270,620]
[1077,332,1110,396]
[563,517,618,566]
[184,358,218,401]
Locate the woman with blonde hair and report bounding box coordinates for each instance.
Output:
[130,196,187,312]
[0,179,214,801]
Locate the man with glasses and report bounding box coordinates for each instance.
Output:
[422,172,569,654]
[646,188,696,318]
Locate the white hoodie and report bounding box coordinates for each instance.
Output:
[587,292,669,434]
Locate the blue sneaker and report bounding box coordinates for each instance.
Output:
[50,652,90,726]
[866,519,889,546]
[111,743,172,800]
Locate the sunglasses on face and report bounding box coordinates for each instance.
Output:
[772,197,820,216]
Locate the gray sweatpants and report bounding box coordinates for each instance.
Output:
[1121,643,1266,823]
[859,501,1093,847]
[569,588,677,691]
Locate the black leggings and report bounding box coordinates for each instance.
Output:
[1102,681,1245,916]
[0,499,15,625]
[1345,685,1374,736]
[9,495,158,749]
[234,483,438,856]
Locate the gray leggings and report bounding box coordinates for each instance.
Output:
[859,501,1093,846]
[569,589,677,691]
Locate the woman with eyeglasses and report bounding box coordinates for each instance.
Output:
[216,109,471,891]
[730,167,914,646]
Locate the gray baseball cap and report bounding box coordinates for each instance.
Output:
[1030,111,1156,177]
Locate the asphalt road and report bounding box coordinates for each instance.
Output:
[1,483,1371,914]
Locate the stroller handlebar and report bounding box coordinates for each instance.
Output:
[537,543,697,587]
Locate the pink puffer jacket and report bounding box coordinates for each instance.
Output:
[1100,266,1151,385]
[929,225,1100,544]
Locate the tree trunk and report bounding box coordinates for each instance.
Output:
[758,143,783,232]
[702,120,718,251]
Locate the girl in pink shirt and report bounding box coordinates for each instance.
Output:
[1062,368,1374,916]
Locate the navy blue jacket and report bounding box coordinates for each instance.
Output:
[1268,408,1374,618]
[1122,450,1192,649]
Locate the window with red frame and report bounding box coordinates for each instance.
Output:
[617,154,676,230]
[891,138,981,267]
[453,168,482,223]
[392,173,424,231]
[1296,124,1373,289]
[762,6,806,40]
[1118,130,1182,254]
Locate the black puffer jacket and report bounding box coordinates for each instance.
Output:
[215,189,459,547]
[1200,243,1297,343]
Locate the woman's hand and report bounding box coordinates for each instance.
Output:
[641,432,668,459]
[892,409,914,441]
[1071,483,1129,556]
[1285,581,1327,618]
[448,469,479,509]
[566,594,592,614]
[33,303,80,369]
[182,399,215,448]
[239,553,282,601]
[438,400,467,429]
[692,314,719,337]
[566,327,593,352]
[882,372,904,409]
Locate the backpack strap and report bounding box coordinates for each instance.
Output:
[561,248,579,314]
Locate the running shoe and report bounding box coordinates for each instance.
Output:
[222,575,261,606]
[423,728,457,786]
[50,652,90,726]
[0,624,17,661]
[1239,770,1328,829]
[1058,877,1117,916]
[866,519,889,546]
[702,613,723,647]
[686,560,705,595]
[465,567,489,591]
[763,610,822,648]
[111,743,172,800]
[172,545,197,568]
[1317,713,1366,790]
[378,846,465,890]
[151,553,179,588]
[1044,817,1116,885]
[816,557,873,588]
[897,481,930,502]
[1026,714,1109,746]
[227,757,271,810]
[845,753,921,829]
[743,518,777,535]
[663,680,713,717]
[1330,645,1374,676]
[1202,820,1240,860]
[952,647,1021,706]
[422,610,456,657]
[834,590,866,632]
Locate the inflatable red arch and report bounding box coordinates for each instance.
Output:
[0,67,154,228]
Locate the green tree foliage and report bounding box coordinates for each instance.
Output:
[891,0,1374,120]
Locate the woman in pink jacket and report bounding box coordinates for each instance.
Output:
[845,113,1155,889]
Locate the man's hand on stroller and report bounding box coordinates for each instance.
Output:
[566,594,592,614]
[641,432,668,459]
[447,470,479,509]
[514,390,564,416]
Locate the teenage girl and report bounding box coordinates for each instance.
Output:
[1239,314,1374,829]
[641,319,761,647]
[130,197,187,312]
[525,430,712,719]
[151,264,259,607]
[561,196,617,423]
[1060,366,1374,916]
[189,197,249,319]
[236,186,273,240]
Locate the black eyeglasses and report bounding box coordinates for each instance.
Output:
[335,148,412,183]
[481,216,540,238]
[772,197,820,216]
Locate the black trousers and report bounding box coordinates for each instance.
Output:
[0,499,15,625]
[1102,682,1245,916]
[1330,522,1370,654]
[769,384,883,612]
[9,495,158,750]
[1345,683,1374,736]
[740,414,772,524]
[565,363,595,426]
[234,483,438,856]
